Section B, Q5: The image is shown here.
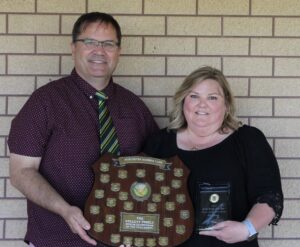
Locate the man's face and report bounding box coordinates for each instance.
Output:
[71,22,121,86]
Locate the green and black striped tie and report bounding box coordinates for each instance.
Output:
[95,91,120,155]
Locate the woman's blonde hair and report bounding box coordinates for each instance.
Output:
[168,66,241,133]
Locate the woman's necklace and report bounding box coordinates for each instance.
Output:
[188,131,230,151]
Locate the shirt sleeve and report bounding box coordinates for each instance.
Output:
[237,125,284,224]
[8,90,50,157]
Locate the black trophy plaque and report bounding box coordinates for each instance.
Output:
[195,182,231,231]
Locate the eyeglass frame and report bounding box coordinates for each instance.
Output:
[74,38,120,52]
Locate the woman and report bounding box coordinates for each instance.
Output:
[143,66,283,246]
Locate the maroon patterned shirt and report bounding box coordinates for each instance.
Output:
[8,69,158,247]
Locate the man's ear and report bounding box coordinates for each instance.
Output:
[70,42,75,59]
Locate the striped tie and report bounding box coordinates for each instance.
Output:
[95,91,120,155]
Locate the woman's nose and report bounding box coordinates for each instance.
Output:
[197,98,206,106]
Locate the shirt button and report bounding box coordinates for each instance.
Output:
[89,95,93,99]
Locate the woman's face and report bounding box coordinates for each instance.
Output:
[183,79,227,133]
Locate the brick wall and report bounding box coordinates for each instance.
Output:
[0,0,299,246]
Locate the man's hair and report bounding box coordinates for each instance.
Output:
[72,12,122,46]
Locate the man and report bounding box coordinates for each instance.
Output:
[8,12,158,247]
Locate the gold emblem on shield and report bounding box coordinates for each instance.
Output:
[130,182,151,201]
[100,162,110,172]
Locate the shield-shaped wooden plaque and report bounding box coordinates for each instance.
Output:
[84,153,194,247]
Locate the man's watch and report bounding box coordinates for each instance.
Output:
[242,219,258,241]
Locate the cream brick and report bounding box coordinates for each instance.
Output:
[228,78,249,97]
[260,240,300,247]
[37,36,71,54]
[258,224,272,238]
[240,117,249,125]
[167,57,221,76]
[0,199,27,218]
[282,179,300,198]
[114,77,142,96]
[144,77,184,96]
[252,0,300,16]
[275,139,300,158]
[275,18,300,36]
[61,55,74,75]
[252,118,300,138]
[88,0,142,14]
[0,97,5,114]
[278,159,300,178]
[5,220,27,238]
[8,96,29,115]
[266,138,274,150]
[0,55,5,74]
[167,17,221,36]
[281,200,300,218]
[197,38,248,55]
[167,97,174,114]
[62,15,80,34]
[235,98,272,117]
[121,37,142,55]
[275,99,300,116]
[252,38,300,56]
[0,241,28,247]
[115,56,165,76]
[9,14,59,34]
[275,219,300,237]
[0,15,6,33]
[0,36,34,53]
[224,58,272,76]
[198,0,249,15]
[8,55,59,75]
[0,76,35,95]
[0,0,34,13]
[7,143,10,156]
[251,78,300,97]
[275,58,300,76]
[155,117,169,128]
[0,116,14,136]
[142,97,165,116]
[0,137,5,156]
[0,158,9,177]
[0,220,3,238]
[145,37,195,55]
[224,17,272,36]
[0,179,4,197]
[115,16,165,35]
[37,0,85,13]
[145,0,196,15]
[37,76,62,88]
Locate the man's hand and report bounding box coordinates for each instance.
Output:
[61,206,97,246]
[199,220,248,243]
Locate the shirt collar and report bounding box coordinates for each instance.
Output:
[71,69,115,100]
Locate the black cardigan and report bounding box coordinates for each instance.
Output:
[143,125,283,247]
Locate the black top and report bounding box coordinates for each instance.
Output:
[143,125,283,247]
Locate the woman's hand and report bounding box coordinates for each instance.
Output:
[199,220,249,243]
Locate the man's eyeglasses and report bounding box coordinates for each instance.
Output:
[75,38,120,52]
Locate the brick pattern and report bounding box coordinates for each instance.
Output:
[0,0,299,246]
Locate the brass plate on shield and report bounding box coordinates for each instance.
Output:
[84,153,194,246]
